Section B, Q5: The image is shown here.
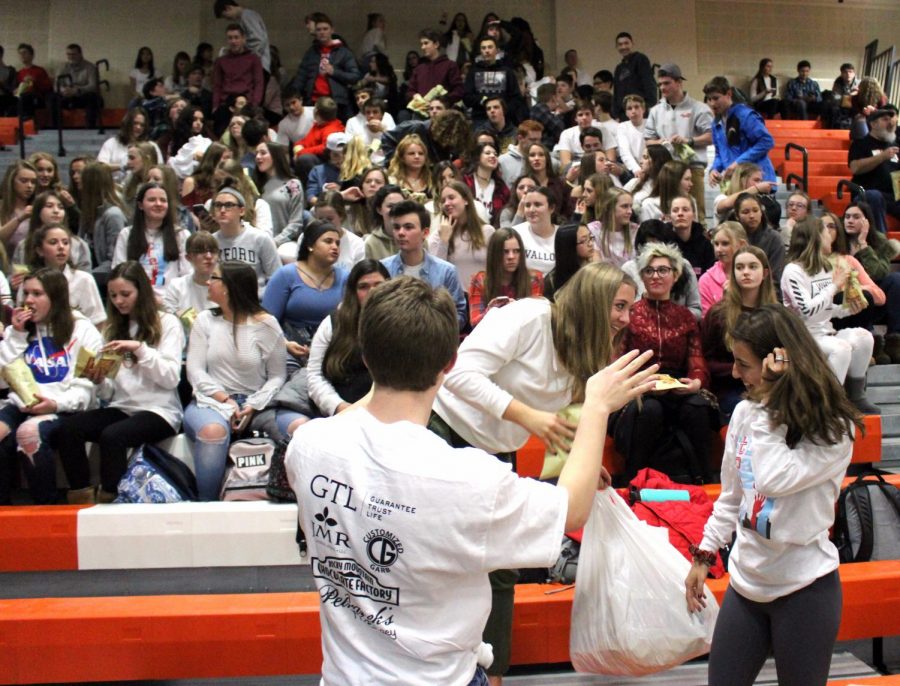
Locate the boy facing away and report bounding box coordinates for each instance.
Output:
[286,276,656,685]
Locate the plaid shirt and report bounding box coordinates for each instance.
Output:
[529,103,565,149]
[786,77,822,102]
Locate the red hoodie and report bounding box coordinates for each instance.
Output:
[293,118,344,158]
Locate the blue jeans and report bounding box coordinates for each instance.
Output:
[468,667,489,686]
[862,189,900,234]
[0,404,66,504]
[183,396,303,501]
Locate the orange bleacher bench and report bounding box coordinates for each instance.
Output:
[1,562,898,683]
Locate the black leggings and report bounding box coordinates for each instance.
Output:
[708,570,842,686]
[57,408,176,492]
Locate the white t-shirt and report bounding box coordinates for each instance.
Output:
[286,409,567,686]
[514,221,557,275]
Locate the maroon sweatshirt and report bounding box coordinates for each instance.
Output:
[213,50,264,109]
[406,55,463,101]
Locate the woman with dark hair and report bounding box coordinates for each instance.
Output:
[344,167,388,236]
[305,191,366,270]
[263,220,348,366]
[463,141,509,227]
[168,106,213,179]
[431,180,494,286]
[181,142,231,208]
[13,189,90,272]
[401,51,419,86]
[193,42,215,89]
[78,162,128,282]
[97,108,161,182]
[154,98,188,160]
[625,143,672,215]
[254,141,305,243]
[56,261,184,503]
[112,182,190,293]
[468,227,543,326]
[687,305,861,686]
[362,53,400,115]
[307,259,389,415]
[363,185,404,261]
[129,47,160,99]
[734,192,785,294]
[445,12,474,65]
[543,224,596,301]
[26,224,104,326]
[185,260,304,500]
[639,159,694,222]
[165,51,192,93]
[749,58,780,119]
[0,268,103,504]
[498,175,537,228]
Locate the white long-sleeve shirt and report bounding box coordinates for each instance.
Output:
[427,225,495,289]
[700,400,852,602]
[306,315,342,417]
[186,310,286,418]
[97,314,184,430]
[433,297,571,453]
[781,264,851,337]
[111,225,191,293]
[616,120,646,174]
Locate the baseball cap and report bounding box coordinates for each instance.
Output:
[658,64,685,80]
[326,132,350,151]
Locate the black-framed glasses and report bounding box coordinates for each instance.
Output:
[641,266,674,277]
[212,201,240,211]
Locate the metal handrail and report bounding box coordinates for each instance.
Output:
[16,96,25,159]
[836,179,863,200]
[54,74,72,157]
[784,143,808,192]
[863,40,879,76]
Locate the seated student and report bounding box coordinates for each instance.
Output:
[307,260,389,416]
[77,162,128,284]
[0,269,103,505]
[783,60,823,121]
[586,187,636,268]
[553,73,577,128]
[0,161,38,253]
[781,190,812,249]
[748,58,780,120]
[430,181,495,288]
[305,132,348,207]
[513,186,559,276]
[701,245,777,418]
[848,108,900,234]
[364,185,404,261]
[113,182,191,294]
[667,195,716,277]
[554,100,603,170]
[292,97,345,184]
[387,133,435,200]
[617,94,647,177]
[138,78,169,134]
[23,224,104,327]
[168,106,214,179]
[543,223,597,301]
[462,142,509,228]
[711,162,777,226]
[498,120,544,186]
[591,90,620,161]
[303,191,366,270]
[164,231,218,317]
[380,108,472,167]
[781,217,878,415]
[592,69,614,94]
[121,142,159,212]
[613,242,714,483]
[13,190,91,273]
[699,221,747,314]
[210,183,280,290]
[622,219,702,320]
[481,97,517,154]
[180,142,231,210]
[147,164,199,234]
[640,159,695,223]
[288,271,655,685]
[733,192,784,297]
[15,43,53,117]
[186,260,304,500]
[625,143,671,215]
[463,34,527,126]
[264,220,348,366]
[499,175,537,228]
[253,141,305,244]
[380,199,467,328]
[468,227,544,327]
[529,82,566,150]
[57,262,184,503]
[179,65,214,120]
[210,157,272,235]
[343,167,389,236]
[344,87,395,142]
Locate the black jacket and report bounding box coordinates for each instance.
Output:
[291,38,361,107]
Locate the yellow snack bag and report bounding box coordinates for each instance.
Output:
[2,358,40,407]
[75,348,124,381]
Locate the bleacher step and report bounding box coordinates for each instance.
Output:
[869,365,900,385]
[866,386,900,404]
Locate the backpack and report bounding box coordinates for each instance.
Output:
[266,436,296,503]
[115,444,198,503]
[220,437,277,501]
[834,472,900,563]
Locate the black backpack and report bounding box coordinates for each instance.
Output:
[834,472,900,563]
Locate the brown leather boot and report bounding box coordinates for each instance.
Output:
[66,486,96,504]
[97,490,117,504]
[873,335,891,365]
[885,333,900,364]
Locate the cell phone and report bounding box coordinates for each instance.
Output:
[234,412,251,434]
[192,204,211,221]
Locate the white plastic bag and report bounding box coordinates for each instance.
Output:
[570,489,719,675]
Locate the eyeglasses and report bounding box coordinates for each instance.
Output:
[641,266,674,277]
[575,237,594,247]
[786,202,808,209]
[212,201,240,211]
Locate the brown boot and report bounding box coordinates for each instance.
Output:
[885,333,900,364]
[66,486,96,504]
[873,335,891,365]
[97,489,117,504]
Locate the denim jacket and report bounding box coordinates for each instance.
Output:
[381,252,467,329]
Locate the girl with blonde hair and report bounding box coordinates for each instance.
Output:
[698,221,747,314]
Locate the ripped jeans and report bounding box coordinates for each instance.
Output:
[183,396,304,501]
[0,404,67,504]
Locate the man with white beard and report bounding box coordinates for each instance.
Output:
[848,107,900,233]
